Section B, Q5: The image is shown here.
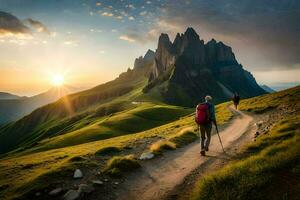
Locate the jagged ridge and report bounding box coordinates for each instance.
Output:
[143,27,266,106]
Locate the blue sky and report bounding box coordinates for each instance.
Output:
[0,0,299,95]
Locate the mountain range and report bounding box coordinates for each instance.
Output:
[0,27,266,154]
[260,85,276,93]
[0,86,80,125]
[0,92,22,100]
[143,27,266,106]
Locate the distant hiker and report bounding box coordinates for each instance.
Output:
[232,93,240,110]
[195,95,217,156]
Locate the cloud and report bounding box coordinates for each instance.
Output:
[159,0,300,70]
[102,12,114,17]
[119,35,136,43]
[0,11,31,38]
[0,11,51,39]
[140,11,147,16]
[128,16,135,20]
[25,18,50,34]
[63,40,78,46]
[128,4,135,9]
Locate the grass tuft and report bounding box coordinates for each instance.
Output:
[150,140,176,154]
[104,155,140,176]
[169,128,198,147]
[95,146,121,156]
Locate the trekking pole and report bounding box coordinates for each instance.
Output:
[216,126,225,153]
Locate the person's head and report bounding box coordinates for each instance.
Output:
[205,95,212,103]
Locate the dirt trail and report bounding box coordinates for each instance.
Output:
[116,107,254,200]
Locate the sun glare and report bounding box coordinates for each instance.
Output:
[51,74,65,86]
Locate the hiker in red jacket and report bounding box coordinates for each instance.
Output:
[195,95,217,156]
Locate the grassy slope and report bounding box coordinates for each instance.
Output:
[239,85,300,113]
[0,67,151,154]
[24,103,193,153]
[191,85,300,200]
[0,101,232,199]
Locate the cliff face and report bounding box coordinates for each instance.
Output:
[144,27,266,106]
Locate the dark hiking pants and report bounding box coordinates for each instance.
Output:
[199,123,212,151]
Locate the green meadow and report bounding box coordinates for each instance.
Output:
[0,100,232,199]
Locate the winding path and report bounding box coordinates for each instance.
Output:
[117,107,254,200]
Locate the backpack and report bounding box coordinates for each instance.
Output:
[195,103,210,125]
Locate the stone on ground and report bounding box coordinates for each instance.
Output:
[139,152,154,160]
[63,190,80,200]
[92,180,104,185]
[73,169,83,179]
[49,187,63,196]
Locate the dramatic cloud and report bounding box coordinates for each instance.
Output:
[0,11,31,37]
[0,11,51,38]
[25,18,50,35]
[159,0,300,70]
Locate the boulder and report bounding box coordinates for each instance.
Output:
[63,190,80,200]
[73,169,83,179]
[49,187,63,196]
[92,180,104,185]
[139,152,154,160]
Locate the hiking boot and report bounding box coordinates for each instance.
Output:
[205,147,209,152]
[200,150,205,156]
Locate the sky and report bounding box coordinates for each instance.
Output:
[0,0,299,96]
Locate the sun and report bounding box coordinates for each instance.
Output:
[51,74,65,86]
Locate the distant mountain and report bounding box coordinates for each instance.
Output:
[143,27,266,106]
[0,92,22,100]
[0,27,266,154]
[268,82,300,91]
[0,66,152,154]
[0,86,80,124]
[260,85,275,93]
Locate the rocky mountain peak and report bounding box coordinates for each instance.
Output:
[157,33,172,50]
[133,56,143,69]
[143,27,266,106]
[207,38,217,45]
[183,27,200,41]
[205,39,237,65]
[173,33,182,43]
[133,49,155,69]
[144,49,155,62]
